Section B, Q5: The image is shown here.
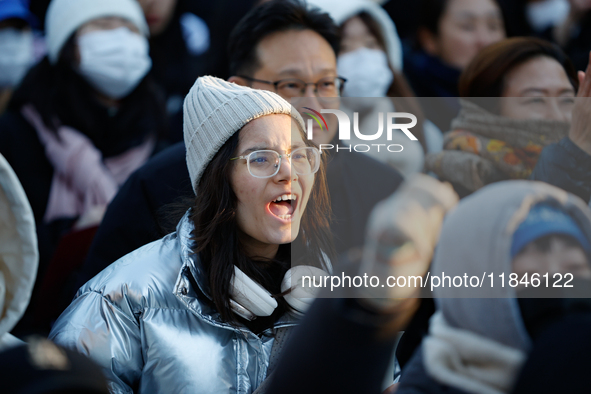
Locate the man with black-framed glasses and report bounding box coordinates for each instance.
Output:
[228,14,345,146]
[236,75,346,99]
[78,0,403,299]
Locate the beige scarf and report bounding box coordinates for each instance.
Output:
[426,100,569,193]
[423,312,526,394]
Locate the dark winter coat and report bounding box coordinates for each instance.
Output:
[531,137,591,203]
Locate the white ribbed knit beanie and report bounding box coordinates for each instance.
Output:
[184,76,306,193]
[45,0,149,64]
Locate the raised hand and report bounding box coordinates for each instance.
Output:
[569,51,591,155]
[359,174,458,310]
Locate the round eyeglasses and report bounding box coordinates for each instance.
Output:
[230,147,321,179]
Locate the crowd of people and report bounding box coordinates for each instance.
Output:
[0,0,590,393]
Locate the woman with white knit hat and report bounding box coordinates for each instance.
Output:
[50,75,333,393]
[0,0,169,333]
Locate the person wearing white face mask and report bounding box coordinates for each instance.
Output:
[0,0,38,114]
[0,0,169,335]
[76,25,152,100]
[309,0,444,177]
[338,46,394,98]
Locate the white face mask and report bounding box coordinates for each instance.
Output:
[337,47,393,98]
[0,28,35,88]
[77,27,152,99]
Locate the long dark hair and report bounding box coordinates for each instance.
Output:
[190,118,334,331]
[9,34,168,157]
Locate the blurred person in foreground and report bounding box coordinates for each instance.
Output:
[0,153,37,351]
[405,38,591,364]
[266,174,458,394]
[266,179,591,394]
[396,180,591,394]
[0,152,108,394]
[1,337,109,394]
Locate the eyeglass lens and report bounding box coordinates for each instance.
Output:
[276,77,342,98]
[246,148,319,178]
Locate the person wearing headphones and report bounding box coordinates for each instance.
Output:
[49,76,333,393]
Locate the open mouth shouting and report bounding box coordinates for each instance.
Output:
[268,193,298,221]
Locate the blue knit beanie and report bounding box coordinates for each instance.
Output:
[511,204,591,257]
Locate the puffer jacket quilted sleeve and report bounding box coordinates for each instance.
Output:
[531,137,591,203]
[49,231,187,394]
[50,287,143,393]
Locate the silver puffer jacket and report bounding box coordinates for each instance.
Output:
[49,212,298,394]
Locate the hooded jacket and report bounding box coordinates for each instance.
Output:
[49,211,298,394]
[398,180,591,394]
[0,153,38,351]
[309,0,438,176]
[307,0,403,72]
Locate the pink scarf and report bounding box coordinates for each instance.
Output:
[21,105,155,223]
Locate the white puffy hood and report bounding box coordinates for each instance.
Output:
[431,180,591,352]
[307,0,403,71]
[0,153,38,349]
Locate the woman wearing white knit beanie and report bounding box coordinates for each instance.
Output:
[0,0,169,334]
[50,76,335,393]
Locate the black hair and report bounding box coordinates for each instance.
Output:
[418,0,448,36]
[227,0,340,76]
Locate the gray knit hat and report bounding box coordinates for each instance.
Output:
[183,76,306,193]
